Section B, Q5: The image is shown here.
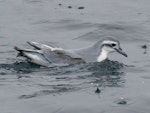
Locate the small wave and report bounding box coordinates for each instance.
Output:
[19,86,79,99]
[0,59,125,75]
[8,60,127,99]
[0,62,41,74]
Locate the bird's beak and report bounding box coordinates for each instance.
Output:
[115,48,128,57]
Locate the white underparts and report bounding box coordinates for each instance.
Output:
[97,48,109,62]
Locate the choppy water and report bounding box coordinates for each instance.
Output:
[1,0,150,113]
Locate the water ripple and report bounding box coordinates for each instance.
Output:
[0,59,127,98]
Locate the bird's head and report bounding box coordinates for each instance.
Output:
[101,37,128,57]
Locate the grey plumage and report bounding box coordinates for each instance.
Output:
[72,37,120,62]
[14,37,127,67]
[14,42,86,67]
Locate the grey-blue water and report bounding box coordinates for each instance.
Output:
[1,0,150,113]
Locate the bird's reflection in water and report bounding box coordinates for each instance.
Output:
[0,59,126,99]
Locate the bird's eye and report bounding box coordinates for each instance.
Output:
[111,43,116,47]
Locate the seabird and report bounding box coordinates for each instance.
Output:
[14,37,127,67]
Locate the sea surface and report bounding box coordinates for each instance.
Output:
[0,0,150,113]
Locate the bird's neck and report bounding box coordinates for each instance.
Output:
[97,49,109,62]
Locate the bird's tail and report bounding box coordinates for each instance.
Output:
[14,46,50,66]
[14,46,25,57]
[14,46,39,56]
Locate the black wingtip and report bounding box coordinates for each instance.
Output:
[14,46,24,57]
[14,46,20,51]
[26,41,33,47]
[26,41,31,45]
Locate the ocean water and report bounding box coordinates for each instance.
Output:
[0,0,150,113]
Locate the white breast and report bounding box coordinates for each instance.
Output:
[97,49,109,62]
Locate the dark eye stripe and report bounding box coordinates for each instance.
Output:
[102,43,116,47]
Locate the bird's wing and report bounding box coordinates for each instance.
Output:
[14,42,86,66]
[42,49,86,65]
[27,41,62,50]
